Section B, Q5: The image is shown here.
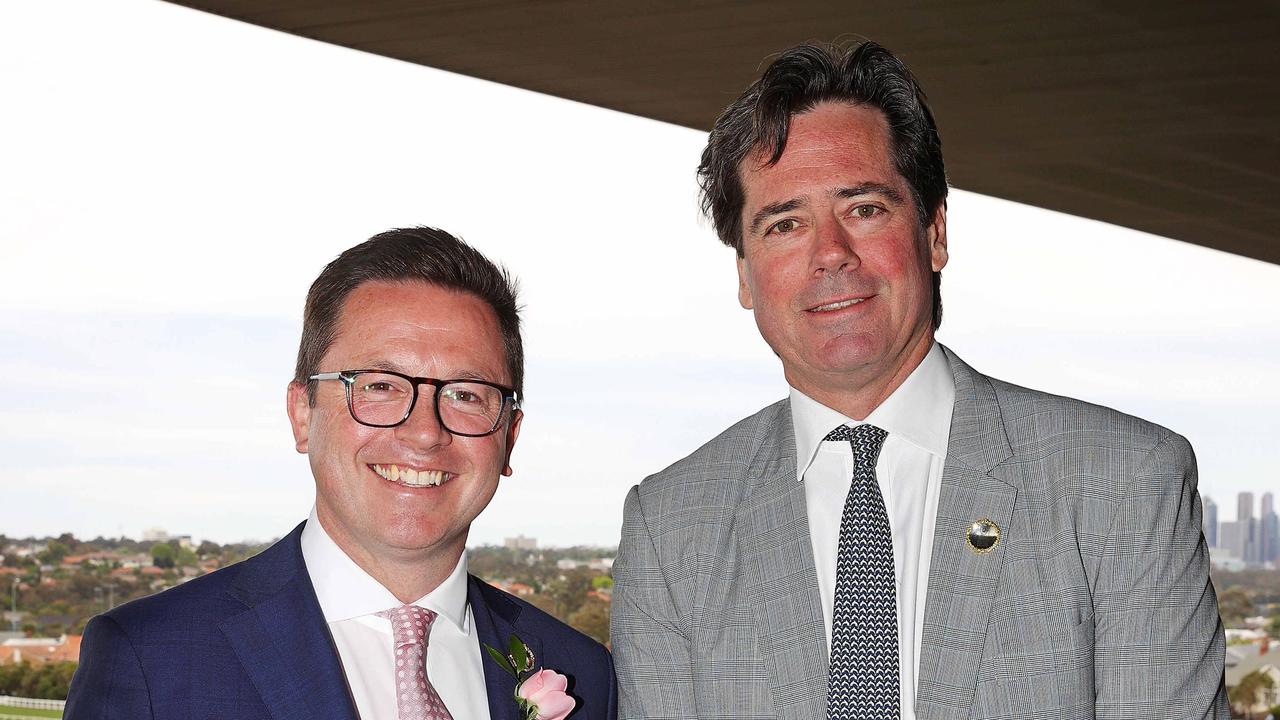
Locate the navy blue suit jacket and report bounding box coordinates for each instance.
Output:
[65,522,617,720]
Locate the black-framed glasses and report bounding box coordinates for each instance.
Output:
[309,369,520,437]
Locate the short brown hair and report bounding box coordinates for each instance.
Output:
[294,227,523,401]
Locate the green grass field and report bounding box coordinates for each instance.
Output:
[0,704,64,718]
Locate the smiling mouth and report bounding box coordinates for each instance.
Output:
[372,464,449,488]
[808,297,868,312]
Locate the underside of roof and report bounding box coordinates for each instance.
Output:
[170,1,1280,264]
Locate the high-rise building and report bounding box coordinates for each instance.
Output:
[1262,513,1279,565]
[1219,521,1242,560]
[1203,496,1218,548]
[1245,518,1259,563]
[1237,492,1258,563]
[1220,519,1258,565]
[1238,492,1254,522]
[1261,492,1278,565]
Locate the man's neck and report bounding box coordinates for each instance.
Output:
[790,334,935,421]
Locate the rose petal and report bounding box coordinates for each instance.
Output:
[517,670,547,699]
[537,669,568,694]
[534,690,576,720]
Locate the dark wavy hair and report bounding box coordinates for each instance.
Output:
[294,226,523,402]
[697,41,948,327]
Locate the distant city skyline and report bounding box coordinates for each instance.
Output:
[1206,490,1280,568]
[1203,491,1280,524]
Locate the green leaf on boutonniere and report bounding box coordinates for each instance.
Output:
[508,634,532,673]
[484,643,517,677]
[488,633,574,720]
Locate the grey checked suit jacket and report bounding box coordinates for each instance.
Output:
[611,347,1227,719]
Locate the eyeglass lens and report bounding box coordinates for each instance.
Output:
[347,372,506,434]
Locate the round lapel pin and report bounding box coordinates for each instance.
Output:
[966,518,1000,553]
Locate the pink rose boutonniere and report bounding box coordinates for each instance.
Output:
[516,669,575,720]
[484,634,577,720]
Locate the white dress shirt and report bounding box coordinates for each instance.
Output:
[300,509,490,720]
[791,342,954,720]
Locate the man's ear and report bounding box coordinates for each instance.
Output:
[736,254,754,310]
[927,203,948,272]
[286,381,311,454]
[501,408,524,477]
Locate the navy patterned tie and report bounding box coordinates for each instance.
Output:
[824,423,896,720]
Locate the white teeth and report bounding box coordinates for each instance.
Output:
[373,464,446,487]
[405,470,445,487]
[812,298,864,312]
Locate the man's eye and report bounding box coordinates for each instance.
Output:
[769,218,799,234]
[853,205,882,219]
[361,382,399,394]
[442,388,480,404]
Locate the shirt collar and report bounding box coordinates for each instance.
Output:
[300,507,470,631]
[790,342,955,481]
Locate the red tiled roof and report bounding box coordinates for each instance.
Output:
[0,635,82,665]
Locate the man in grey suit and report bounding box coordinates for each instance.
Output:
[610,41,1227,719]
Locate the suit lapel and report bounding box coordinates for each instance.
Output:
[469,576,531,720]
[220,523,359,720]
[737,402,830,720]
[915,348,1018,720]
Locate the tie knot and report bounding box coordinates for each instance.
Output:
[824,423,888,466]
[377,604,438,647]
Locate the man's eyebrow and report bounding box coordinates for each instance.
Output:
[748,198,805,236]
[836,183,906,204]
[448,370,493,383]
[364,359,406,373]
[364,362,498,384]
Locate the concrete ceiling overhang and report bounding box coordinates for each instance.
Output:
[170,1,1280,264]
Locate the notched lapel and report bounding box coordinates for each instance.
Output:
[221,585,358,720]
[470,577,529,720]
[915,460,1016,720]
[737,408,829,720]
[916,349,1018,720]
[219,524,358,720]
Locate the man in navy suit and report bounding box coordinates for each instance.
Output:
[67,227,617,720]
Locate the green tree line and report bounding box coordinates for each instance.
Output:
[0,661,76,701]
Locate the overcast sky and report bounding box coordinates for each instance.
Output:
[2,0,1277,547]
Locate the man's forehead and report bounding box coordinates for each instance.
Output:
[341,280,492,321]
[330,281,504,358]
[739,103,899,193]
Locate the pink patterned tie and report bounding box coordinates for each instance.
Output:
[377,604,454,720]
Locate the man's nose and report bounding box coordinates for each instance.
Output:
[394,391,452,449]
[812,216,860,275]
